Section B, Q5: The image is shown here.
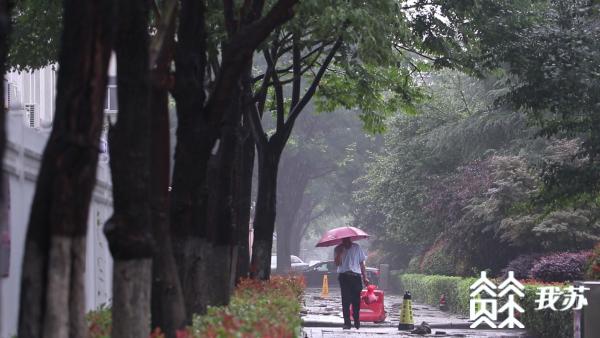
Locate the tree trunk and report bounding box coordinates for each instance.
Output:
[250,148,281,280]
[149,62,187,336]
[275,224,291,274]
[204,85,240,306]
[0,0,8,188]
[231,56,260,284]
[275,152,310,273]
[104,1,154,337]
[17,1,114,337]
[0,2,10,333]
[170,0,212,321]
[289,213,309,256]
[234,116,254,282]
[112,260,152,338]
[170,0,298,313]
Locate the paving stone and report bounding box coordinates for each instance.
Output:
[302,287,528,338]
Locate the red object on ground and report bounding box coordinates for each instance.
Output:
[364,284,378,304]
[315,226,370,247]
[439,293,448,311]
[350,286,386,323]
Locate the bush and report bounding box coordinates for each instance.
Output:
[392,273,573,338]
[192,275,305,338]
[501,253,543,279]
[406,256,421,273]
[394,273,476,315]
[87,276,305,338]
[530,251,592,282]
[520,283,572,338]
[87,304,111,338]
[586,242,600,280]
[419,244,456,276]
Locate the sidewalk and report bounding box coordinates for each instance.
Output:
[301,287,529,337]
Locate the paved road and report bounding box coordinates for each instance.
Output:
[301,287,529,338]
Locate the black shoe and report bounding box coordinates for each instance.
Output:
[343,324,351,330]
[355,322,360,330]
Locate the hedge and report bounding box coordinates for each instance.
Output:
[87,276,305,338]
[392,273,476,315]
[520,284,572,338]
[192,276,304,337]
[391,273,573,338]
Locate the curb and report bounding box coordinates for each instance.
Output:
[301,321,472,329]
[302,321,525,331]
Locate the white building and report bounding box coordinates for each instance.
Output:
[0,59,117,337]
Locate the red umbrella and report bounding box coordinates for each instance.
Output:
[315,226,370,247]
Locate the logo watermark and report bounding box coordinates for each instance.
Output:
[469,271,589,329]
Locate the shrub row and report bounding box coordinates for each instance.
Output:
[192,276,304,337]
[87,276,305,338]
[520,284,573,338]
[391,273,573,338]
[393,273,476,315]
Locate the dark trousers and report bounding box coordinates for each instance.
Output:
[338,272,362,327]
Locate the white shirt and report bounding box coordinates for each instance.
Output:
[336,243,367,274]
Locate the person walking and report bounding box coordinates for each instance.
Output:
[334,237,369,330]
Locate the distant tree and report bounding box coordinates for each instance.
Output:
[274,108,380,272]
[8,0,61,71]
[467,0,600,203]
[246,0,440,280]
[353,69,600,274]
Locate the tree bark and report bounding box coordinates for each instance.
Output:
[250,148,281,280]
[17,1,115,337]
[0,2,10,334]
[104,0,154,337]
[149,1,187,336]
[170,0,212,320]
[275,153,310,273]
[150,68,187,337]
[0,0,8,184]
[234,114,254,282]
[204,78,243,306]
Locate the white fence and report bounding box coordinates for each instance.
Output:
[0,112,114,338]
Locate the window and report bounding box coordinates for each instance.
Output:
[104,76,118,111]
[316,263,329,272]
[104,86,118,111]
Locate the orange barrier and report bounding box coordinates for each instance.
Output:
[350,285,386,323]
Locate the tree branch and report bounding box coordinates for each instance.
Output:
[204,0,298,123]
[280,35,343,138]
[394,43,436,62]
[223,0,237,36]
[291,33,301,109]
[244,99,268,151]
[149,0,178,68]
[263,48,285,130]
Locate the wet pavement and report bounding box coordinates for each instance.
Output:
[301,287,529,337]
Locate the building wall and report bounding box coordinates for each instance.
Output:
[0,67,115,337]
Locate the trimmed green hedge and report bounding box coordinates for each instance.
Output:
[393,273,476,315]
[520,285,572,338]
[392,273,572,338]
